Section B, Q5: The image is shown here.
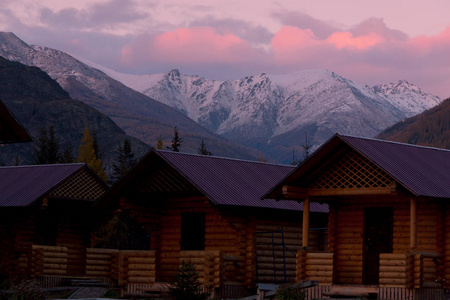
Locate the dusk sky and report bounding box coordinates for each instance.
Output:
[1,0,450,98]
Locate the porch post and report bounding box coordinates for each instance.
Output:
[410,197,417,249]
[302,198,310,248]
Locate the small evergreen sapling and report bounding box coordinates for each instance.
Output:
[169,260,210,300]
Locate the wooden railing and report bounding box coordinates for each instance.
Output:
[378,252,442,289]
[118,250,156,286]
[30,245,68,277]
[296,251,333,285]
[379,253,410,287]
[85,248,119,279]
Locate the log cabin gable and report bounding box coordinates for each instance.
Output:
[49,168,107,202]
[307,150,397,196]
[283,149,399,199]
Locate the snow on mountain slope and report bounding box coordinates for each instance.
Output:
[79,44,442,163]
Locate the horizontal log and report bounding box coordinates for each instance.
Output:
[306,253,334,259]
[380,254,407,260]
[127,270,156,277]
[120,250,156,257]
[86,259,109,265]
[127,264,156,270]
[127,277,156,284]
[43,258,67,264]
[32,245,68,252]
[379,260,407,266]
[127,257,156,264]
[43,263,67,269]
[305,270,332,277]
[43,269,66,275]
[379,278,406,285]
[379,266,408,272]
[379,271,407,279]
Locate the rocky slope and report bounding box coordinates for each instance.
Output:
[103,68,441,163]
[0,56,150,174]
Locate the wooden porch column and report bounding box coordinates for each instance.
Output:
[410,197,417,249]
[302,198,310,248]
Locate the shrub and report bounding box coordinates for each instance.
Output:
[7,280,46,300]
[169,260,211,300]
[275,284,305,300]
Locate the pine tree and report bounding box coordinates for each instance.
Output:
[33,124,60,164]
[168,126,182,152]
[77,127,107,182]
[169,260,210,300]
[59,146,74,163]
[111,139,136,182]
[197,140,212,156]
[156,136,163,150]
[302,132,312,160]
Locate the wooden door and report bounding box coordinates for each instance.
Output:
[363,207,393,285]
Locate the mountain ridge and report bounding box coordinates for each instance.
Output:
[97,66,441,162]
[0,32,264,161]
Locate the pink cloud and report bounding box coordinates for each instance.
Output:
[121,27,260,67]
[119,23,450,98]
[326,32,385,50]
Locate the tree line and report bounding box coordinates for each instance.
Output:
[32,125,213,183]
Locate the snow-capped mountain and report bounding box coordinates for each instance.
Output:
[98,66,441,162]
[0,32,265,161]
[0,31,441,164]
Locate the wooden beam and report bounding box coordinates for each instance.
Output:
[410,197,417,249]
[282,185,308,199]
[303,198,310,248]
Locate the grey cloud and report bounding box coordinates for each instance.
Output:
[350,18,409,41]
[272,11,340,39]
[189,16,273,44]
[40,0,148,29]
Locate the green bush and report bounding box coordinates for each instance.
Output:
[275,284,305,300]
[169,260,211,300]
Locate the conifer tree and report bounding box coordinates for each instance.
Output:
[59,146,74,163]
[77,127,107,182]
[33,124,60,164]
[168,126,182,152]
[169,260,210,300]
[198,140,212,156]
[111,139,136,182]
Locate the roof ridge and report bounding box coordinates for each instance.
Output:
[340,134,450,152]
[0,163,85,169]
[156,149,295,167]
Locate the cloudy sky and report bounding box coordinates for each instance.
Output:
[1,0,450,97]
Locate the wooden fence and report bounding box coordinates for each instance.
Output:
[296,251,333,285]
[30,245,68,277]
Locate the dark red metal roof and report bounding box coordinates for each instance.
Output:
[0,164,85,207]
[340,135,450,199]
[156,150,328,212]
[264,134,450,200]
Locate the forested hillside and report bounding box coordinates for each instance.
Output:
[377,97,450,149]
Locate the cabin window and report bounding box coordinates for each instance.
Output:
[181,212,205,250]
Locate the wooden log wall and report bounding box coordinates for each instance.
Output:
[296,251,333,285]
[331,197,443,285]
[179,250,223,288]
[85,248,119,279]
[255,223,301,283]
[55,215,89,276]
[334,201,363,284]
[118,250,156,286]
[378,253,410,288]
[30,245,68,277]
[444,204,450,288]
[156,196,241,282]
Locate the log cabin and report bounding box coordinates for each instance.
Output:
[263,134,450,299]
[0,99,32,144]
[95,149,328,293]
[0,164,107,280]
